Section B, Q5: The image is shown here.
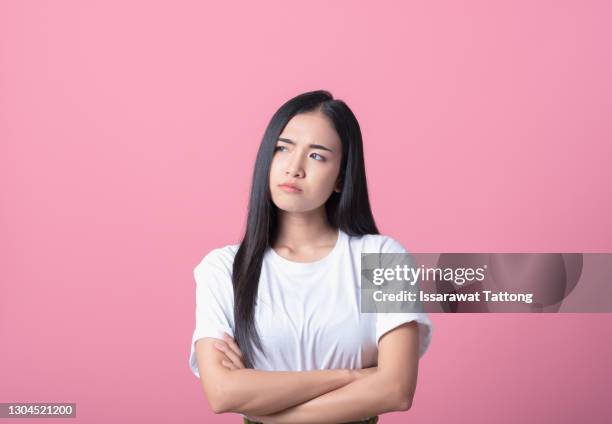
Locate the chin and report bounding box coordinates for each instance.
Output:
[271,191,330,213]
[275,203,311,213]
[274,199,329,214]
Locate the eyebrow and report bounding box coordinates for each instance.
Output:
[277,137,334,153]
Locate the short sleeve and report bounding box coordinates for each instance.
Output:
[375,236,433,358]
[188,251,235,379]
[376,311,433,358]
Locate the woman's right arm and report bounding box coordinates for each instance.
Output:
[195,337,359,416]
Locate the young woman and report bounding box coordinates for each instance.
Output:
[188,90,433,423]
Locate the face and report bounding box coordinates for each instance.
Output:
[269,111,343,213]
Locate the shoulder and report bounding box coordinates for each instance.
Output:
[194,242,240,279]
[346,232,410,254]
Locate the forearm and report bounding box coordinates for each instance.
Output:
[220,368,355,416]
[246,370,406,424]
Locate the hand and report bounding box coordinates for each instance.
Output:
[214,332,246,370]
[351,366,378,381]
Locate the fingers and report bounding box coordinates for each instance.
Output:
[221,359,238,370]
[214,340,245,369]
[223,332,244,360]
[222,344,245,368]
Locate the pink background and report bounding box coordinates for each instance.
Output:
[1,1,611,423]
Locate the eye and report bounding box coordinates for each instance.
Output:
[274,145,288,152]
[310,152,326,161]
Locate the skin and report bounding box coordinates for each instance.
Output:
[195,109,421,422]
[269,109,343,261]
[212,325,420,423]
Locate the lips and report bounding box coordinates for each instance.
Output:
[278,183,302,192]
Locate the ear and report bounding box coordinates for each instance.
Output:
[334,177,342,193]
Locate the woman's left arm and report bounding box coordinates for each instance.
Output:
[240,321,420,424]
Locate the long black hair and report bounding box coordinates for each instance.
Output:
[232,89,380,368]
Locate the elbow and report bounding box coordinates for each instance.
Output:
[207,390,230,414]
[396,394,413,411]
[209,400,226,415]
[205,382,235,414]
[391,384,414,412]
[208,391,234,414]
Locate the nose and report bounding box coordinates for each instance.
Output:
[284,155,305,178]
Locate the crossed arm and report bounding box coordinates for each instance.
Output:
[194,321,420,423]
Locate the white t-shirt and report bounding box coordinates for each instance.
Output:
[189,229,433,379]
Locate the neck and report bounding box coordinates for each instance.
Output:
[274,206,337,249]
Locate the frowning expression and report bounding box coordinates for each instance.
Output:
[269,111,343,213]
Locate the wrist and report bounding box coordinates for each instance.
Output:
[345,368,358,383]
